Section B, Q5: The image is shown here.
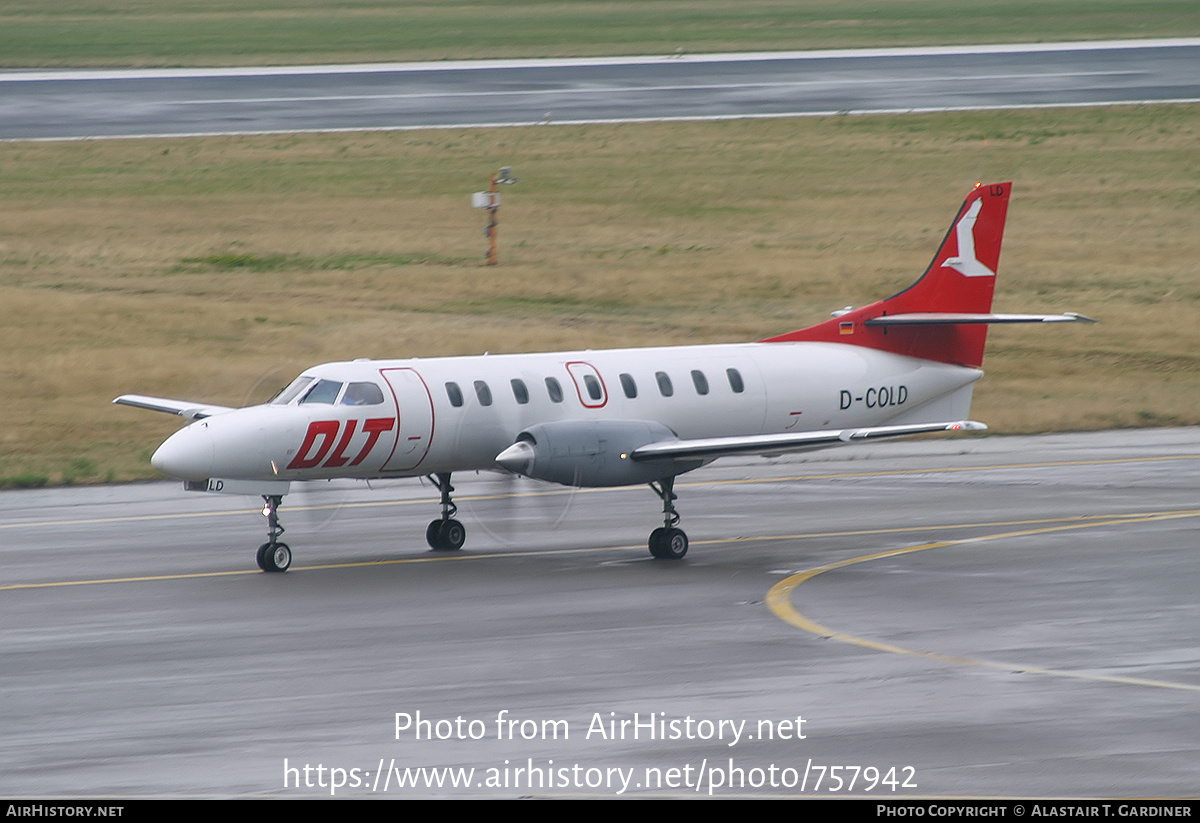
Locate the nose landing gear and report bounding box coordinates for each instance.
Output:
[256,494,292,572]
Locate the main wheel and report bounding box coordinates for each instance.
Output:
[439,519,466,550]
[261,542,292,572]
[651,528,688,560]
[648,527,667,558]
[426,519,443,549]
[663,528,688,559]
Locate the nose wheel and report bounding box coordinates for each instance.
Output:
[257,495,292,572]
[426,472,467,550]
[257,541,292,572]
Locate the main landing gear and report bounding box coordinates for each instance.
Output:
[647,476,688,560]
[426,472,466,551]
[256,494,292,572]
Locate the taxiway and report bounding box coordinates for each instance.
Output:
[2,428,1198,796]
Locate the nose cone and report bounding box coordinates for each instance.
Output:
[495,440,536,476]
[151,422,215,480]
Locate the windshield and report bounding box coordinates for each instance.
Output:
[270,375,314,405]
[299,379,344,405]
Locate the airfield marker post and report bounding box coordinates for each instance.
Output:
[472,166,516,265]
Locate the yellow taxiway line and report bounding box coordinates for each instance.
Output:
[4,452,1197,531]
[766,509,1200,693]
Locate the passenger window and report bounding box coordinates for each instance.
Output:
[619,373,637,399]
[691,370,709,396]
[545,377,563,403]
[656,372,673,397]
[511,379,529,405]
[474,380,493,406]
[726,368,745,394]
[300,379,343,405]
[341,382,385,405]
[583,374,602,401]
[445,382,464,407]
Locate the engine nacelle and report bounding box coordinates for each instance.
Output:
[495,419,704,487]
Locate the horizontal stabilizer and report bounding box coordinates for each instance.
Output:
[630,420,986,462]
[112,394,234,420]
[865,312,1096,327]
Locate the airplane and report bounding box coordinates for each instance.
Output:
[114,181,1092,572]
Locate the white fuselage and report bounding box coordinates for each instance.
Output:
[150,340,982,484]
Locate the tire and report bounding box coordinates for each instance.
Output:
[648,527,666,558]
[426,520,443,549]
[439,519,466,550]
[262,542,291,572]
[658,528,688,560]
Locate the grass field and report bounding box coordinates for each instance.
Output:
[1,105,1198,485]
[1,1,1199,67]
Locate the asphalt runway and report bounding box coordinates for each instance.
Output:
[3,39,1200,140]
[2,428,1198,797]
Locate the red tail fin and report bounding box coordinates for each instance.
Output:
[763,182,1011,368]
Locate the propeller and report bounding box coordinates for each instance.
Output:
[241,365,290,407]
[242,365,357,536]
[453,470,583,546]
[441,388,583,546]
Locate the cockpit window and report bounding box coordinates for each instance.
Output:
[271,375,314,405]
[340,382,385,406]
[299,379,343,405]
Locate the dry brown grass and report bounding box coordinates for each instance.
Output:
[1,106,1198,483]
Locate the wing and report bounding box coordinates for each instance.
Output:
[630,420,986,462]
[112,394,235,420]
